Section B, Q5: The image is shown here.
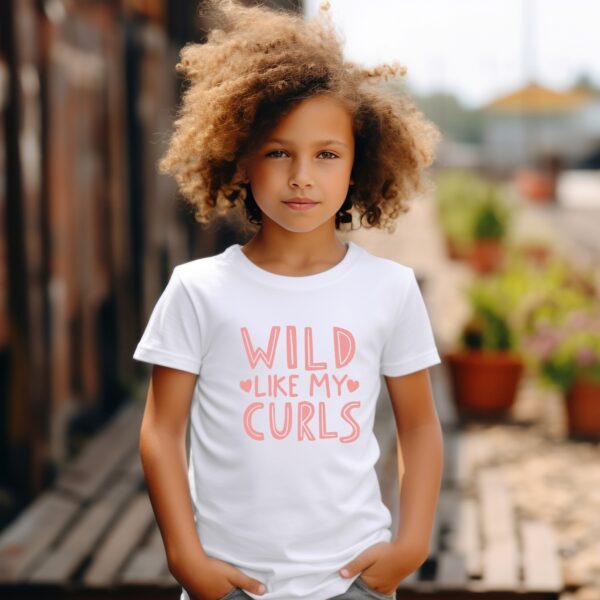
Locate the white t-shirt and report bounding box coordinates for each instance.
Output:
[133,240,441,600]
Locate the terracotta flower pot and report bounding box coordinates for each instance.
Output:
[520,243,553,268]
[444,350,524,418]
[565,378,600,440]
[444,236,471,261]
[467,238,505,274]
[514,168,556,203]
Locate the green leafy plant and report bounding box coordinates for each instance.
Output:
[472,193,509,241]
[460,274,520,351]
[458,254,596,353]
[435,169,512,247]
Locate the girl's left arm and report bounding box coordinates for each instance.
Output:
[340,369,444,594]
[386,367,444,561]
[338,367,444,588]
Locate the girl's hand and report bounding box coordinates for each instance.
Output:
[338,540,427,596]
[176,555,267,600]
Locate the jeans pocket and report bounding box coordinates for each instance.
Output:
[216,587,243,600]
[354,576,396,600]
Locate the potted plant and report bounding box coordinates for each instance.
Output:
[434,170,486,260]
[434,170,513,271]
[467,183,512,274]
[514,167,556,203]
[444,267,526,419]
[443,253,590,419]
[512,237,555,268]
[522,308,600,440]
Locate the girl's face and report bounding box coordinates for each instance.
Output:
[241,94,355,234]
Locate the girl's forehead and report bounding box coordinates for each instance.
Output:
[268,95,354,135]
[282,94,351,117]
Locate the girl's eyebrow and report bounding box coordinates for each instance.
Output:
[266,137,349,148]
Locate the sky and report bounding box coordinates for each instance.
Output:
[303,0,600,108]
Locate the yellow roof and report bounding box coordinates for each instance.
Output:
[484,82,597,113]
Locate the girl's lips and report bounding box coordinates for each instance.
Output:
[283,201,319,211]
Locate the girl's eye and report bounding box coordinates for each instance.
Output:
[266,150,287,158]
[319,151,338,159]
[265,150,339,159]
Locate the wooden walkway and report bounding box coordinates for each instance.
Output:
[0,361,565,600]
[375,364,564,599]
[0,401,176,599]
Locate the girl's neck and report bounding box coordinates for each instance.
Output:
[240,230,348,278]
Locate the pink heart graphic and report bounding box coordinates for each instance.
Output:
[239,379,252,392]
[347,379,360,393]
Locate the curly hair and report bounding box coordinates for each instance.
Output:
[158,0,441,234]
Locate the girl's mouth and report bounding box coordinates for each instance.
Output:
[283,201,319,211]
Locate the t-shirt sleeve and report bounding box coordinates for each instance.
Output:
[132,267,203,374]
[380,268,442,377]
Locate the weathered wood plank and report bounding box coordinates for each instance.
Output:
[478,467,516,541]
[54,402,143,501]
[83,492,155,586]
[448,497,481,578]
[477,467,519,588]
[454,433,473,489]
[428,488,457,556]
[29,478,140,582]
[436,551,468,586]
[120,546,169,584]
[521,520,563,592]
[0,492,79,581]
[121,447,144,478]
[147,523,165,548]
[482,539,519,589]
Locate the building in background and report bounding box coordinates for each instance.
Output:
[482,82,600,174]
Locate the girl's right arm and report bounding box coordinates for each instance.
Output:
[139,365,267,599]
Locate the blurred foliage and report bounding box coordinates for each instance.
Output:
[522,310,600,391]
[459,252,598,354]
[434,169,513,248]
[472,190,510,240]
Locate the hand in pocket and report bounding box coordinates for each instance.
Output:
[182,556,267,600]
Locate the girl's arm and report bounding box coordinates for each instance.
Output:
[385,367,444,561]
[139,365,205,571]
[338,367,443,589]
[139,365,267,598]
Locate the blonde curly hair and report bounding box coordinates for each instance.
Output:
[158,0,441,233]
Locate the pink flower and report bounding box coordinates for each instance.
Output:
[537,337,560,360]
[567,311,590,329]
[575,347,596,367]
[523,330,562,360]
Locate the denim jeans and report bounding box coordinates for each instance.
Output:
[215,576,396,600]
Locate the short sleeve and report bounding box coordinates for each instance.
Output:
[380,268,441,377]
[132,267,203,374]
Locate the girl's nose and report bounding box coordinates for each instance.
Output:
[288,158,314,189]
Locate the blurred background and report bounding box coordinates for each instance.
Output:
[1,0,599,598]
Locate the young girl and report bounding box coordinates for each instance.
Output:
[133,1,444,599]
